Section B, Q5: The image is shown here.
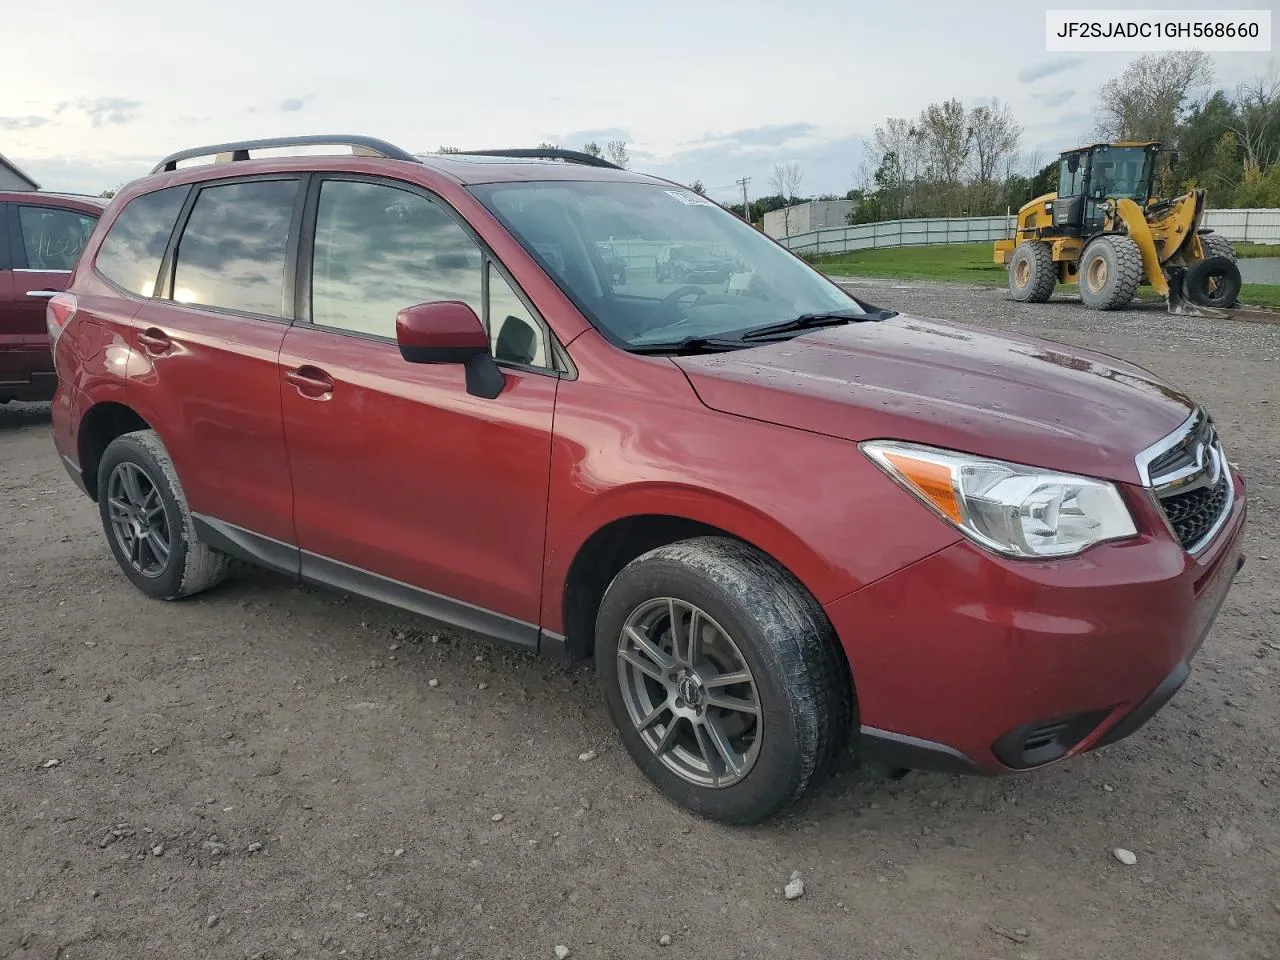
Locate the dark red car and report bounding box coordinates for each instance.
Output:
[0,190,105,404]
[48,136,1247,824]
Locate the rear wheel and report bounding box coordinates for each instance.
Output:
[97,430,230,600]
[595,537,853,825]
[1008,241,1056,302]
[1078,235,1142,310]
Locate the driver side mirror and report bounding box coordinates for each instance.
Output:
[396,301,505,399]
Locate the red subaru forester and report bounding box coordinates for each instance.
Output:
[49,136,1247,824]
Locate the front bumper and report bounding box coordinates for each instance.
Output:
[828,470,1247,774]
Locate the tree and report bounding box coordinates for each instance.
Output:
[1095,51,1214,146]
[916,98,971,213]
[536,141,558,150]
[689,179,707,195]
[605,140,630,168]
[436,145,461,153]
[967,99,1022,185]
[870,117,921,217]
[99,185,120,199]
[1228,63,1280,173]
[582,141,602,158]
[769,162,804,235]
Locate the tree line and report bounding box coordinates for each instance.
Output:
[842,52,1280,224]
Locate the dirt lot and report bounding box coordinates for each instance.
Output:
[2,282,1278,960]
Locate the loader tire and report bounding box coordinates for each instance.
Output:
[1199,233,1236,262]
[1008,241,1056,303]
[1079,236,1142,310]
[1183,256,1241,309]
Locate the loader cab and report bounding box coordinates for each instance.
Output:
[1053,142,1160,235]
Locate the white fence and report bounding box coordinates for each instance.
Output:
[775,208,1280,256]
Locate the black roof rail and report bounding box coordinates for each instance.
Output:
[151,135,420,174]
[457,148,622,170]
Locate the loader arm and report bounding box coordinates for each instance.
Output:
[1112,198,1168,297]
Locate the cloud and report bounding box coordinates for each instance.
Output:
[77,97,143,127]
[640,132,868,199]
[12,153,155,195]
[0,115,50,130]
[548,127,631,149]
[1017,57,1083,84]
[281,97,306,112]
[696,122,820,147]
[1032,88,1076,108]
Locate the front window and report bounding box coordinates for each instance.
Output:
[17,205,98,271]
[1088,147,1152,201]
[470,181,867,350]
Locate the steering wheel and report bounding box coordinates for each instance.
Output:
[658,284,707,315]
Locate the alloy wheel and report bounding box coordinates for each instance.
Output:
[616,597,762,788]
[106,462,171,578]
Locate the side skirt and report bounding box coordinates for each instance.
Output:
[192,514,545,653]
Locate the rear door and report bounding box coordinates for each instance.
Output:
[127,176,302,549]
[1,201,98,395]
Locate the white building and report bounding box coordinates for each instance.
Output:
[762,200,855,239]
[0,152,39,191]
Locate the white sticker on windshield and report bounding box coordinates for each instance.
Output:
[665,189,715,206]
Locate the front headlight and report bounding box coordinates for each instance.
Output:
[861,440,1137,558]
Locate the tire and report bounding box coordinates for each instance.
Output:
[96,429,230,600]
[1078,235,1143,310]
[1183,255,1241,309]
[1199,233,1236,262]
[1008,241,1056,303]
[595,536,854,825]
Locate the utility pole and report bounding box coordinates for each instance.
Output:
[736,177,752,227]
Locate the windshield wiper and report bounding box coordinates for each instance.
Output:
[740,311,887,341]
[628,336,748,355]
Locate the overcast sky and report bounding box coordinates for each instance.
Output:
[3,0,1274,203]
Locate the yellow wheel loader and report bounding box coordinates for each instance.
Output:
[994,141,1241,313]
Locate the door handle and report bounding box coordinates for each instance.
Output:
[285,365,334,399]
[25,289,58,299]
[136,327,173,356]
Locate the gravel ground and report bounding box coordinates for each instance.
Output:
[2,281,1278,960]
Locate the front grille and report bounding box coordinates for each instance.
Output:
[1161,474,1231,550]
[1139,410,1233,554]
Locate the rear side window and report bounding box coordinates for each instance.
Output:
[17,206,97,271]
[95,186,188,296]
[172,179,299,317]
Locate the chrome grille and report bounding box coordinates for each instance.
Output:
[1135,409,1233,554]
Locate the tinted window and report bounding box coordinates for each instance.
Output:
[95,187,187,296]
[172,179,298,316]
[17,206,97,271]
[310,180,482,337]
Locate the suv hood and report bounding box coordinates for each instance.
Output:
[673,314,1195,485]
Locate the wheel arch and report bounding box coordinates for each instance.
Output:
[76,401,152,501]
[548,484,847,663]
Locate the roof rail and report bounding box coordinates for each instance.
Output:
[151,135,420,174]
[457,148,622,170]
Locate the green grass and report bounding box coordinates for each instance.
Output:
[1240,284,1280,308]
[1234,242,1280,258]
[808,242,1007,285]
[809,240,1280,310]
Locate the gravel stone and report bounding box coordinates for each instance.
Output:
[577,750,597,762]
[1113,848,1138,866]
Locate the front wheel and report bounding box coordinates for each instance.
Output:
[595,537,853,825]
[1008,241,1056,302]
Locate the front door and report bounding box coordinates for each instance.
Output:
[280,177,559,644]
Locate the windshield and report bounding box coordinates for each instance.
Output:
[469,180,867,349]
[1090,146,1152,200]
